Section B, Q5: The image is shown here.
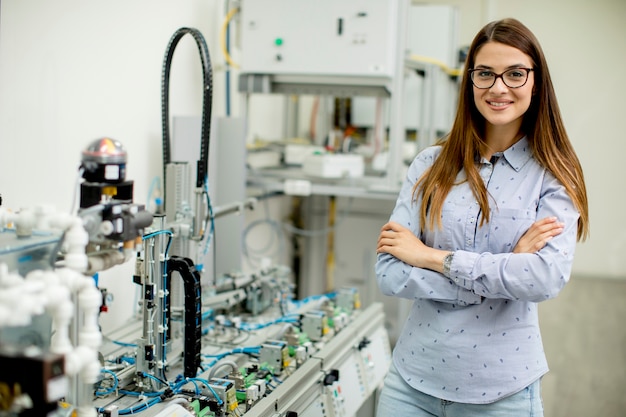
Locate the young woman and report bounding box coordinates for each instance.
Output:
[375,18,589,417]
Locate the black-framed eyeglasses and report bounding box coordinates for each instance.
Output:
[468,67,534,89]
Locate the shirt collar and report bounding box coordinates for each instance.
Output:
[501,136,532,172]
[478,136,532,171]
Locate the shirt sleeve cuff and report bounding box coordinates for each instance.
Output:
[449,250,481,291]
[456,285,483,305]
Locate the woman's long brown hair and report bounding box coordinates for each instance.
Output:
[412,18,589,241]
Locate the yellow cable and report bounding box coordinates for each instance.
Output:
[409,54,461,77]
[221,7,240,69]
[326,196,336,293]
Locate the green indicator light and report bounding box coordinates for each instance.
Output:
[275,38,283,46]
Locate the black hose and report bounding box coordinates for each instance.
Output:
[166,256,203,378]
[161,27,213,208]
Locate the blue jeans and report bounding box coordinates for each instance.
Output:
[376,363,544,417]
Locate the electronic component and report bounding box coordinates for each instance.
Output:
[259,340,289,374]
[208,378,239,414]
[335,287,361,313]
[301,311,329,341]
[78,137,153,273]
[0,349,67,417]
[80,137,132,208]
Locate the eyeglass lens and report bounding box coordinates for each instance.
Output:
[471,68,530,88]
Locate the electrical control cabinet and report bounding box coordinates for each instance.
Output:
[352,4,460,135]
[240,0,400,79]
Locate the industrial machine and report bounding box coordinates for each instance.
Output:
[95,274,390,417]
[0,137,152,417]
[0,18,392,417]
[0,132,391,417]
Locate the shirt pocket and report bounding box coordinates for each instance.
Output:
[432,202,474,250]
[487,208,535,253]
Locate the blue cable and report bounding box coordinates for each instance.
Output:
[113,397,162,415]
[95,369,119,397]
[142,229,173,381]
[202,177,215,256]
[112,340,137,348]
[238,316,299,331]
[173,376,223,405]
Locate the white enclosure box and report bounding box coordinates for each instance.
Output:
[240,0,400,79]
[302,153,365,178]
[284,143,326,165]
[352,4,459,133]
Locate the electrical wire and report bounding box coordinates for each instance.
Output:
[96,368,228,413]
[207,359,239,380]
[116,397,162,415]
[146,175,162,214]
[241,190,286,267]
[409,54,461,77]
[178,377,223,405]
[142,372,170,388]
[220,7,240,69]
[242,217,284,267]
[224,0,233,116]
[95,369,119,397]
[310,96,320,141]
[201,178,215,257]
[287,292,336,310]
[326,196,336,293]
[237,315,299,331]
[112,340,138,348]
[201,346,262,369]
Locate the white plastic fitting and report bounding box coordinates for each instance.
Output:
[14,207,36,237]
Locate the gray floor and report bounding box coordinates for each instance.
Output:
[539,276,626,417]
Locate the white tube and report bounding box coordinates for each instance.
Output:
[50,301,74,354]
[0,305,14,327]
[33,204,57,230]
[64,345,94,377]
[55,268,88,292]
[0,277,47,327]
[13,207,36,237]
[0,265,25,289]
[63,221,89,272]
[0,207,15,228]
[44,212,88,272]
[47,286,74,355]
[78,285,102,350]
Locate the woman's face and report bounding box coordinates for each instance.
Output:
[472,42,535,134]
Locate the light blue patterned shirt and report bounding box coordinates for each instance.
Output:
[376,137,579,403]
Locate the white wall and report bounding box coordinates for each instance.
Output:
[420,0,626,278]
[0,0,230,329]
[0,0,226,210]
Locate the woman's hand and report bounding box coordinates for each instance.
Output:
[377,221,446,271]
[513,217,564,254]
